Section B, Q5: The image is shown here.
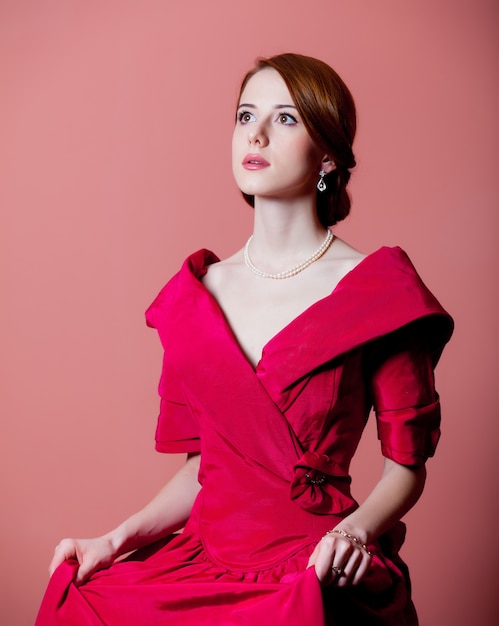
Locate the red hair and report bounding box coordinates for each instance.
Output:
[238,53,357,226]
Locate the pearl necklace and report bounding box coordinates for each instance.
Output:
[244,229,334,279]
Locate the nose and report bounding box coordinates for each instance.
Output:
[248,123,269,147]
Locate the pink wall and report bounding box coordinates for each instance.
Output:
[1,1,497,624]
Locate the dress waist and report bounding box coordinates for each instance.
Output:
[187,458,350,570]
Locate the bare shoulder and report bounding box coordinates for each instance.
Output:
[324,237,367,279]
[202,248,245,291]
[331,238,367,264]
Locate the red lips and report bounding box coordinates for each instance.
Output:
[242,153,270,169]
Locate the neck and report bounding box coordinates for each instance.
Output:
[249,195,328,272]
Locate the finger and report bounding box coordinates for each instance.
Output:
[306,543,320,569]
[350,553,372,586]
[48,540,77,576]
[329,550,353,586]
[75,560,96,584]
[323,541,353,585]
[74,546,103,584]
[75,549,114,584]
[329,564,344,583]
[313,538,340,583]
[336,549,363,587]
[48,555,64,577]
[328,542,353,583]
[314,552,333,583]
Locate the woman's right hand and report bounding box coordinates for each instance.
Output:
[48,535,119,584]
[47,455,202,585]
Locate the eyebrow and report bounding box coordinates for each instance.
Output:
[237,103,297,110]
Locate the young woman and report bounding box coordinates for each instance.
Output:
[36,53,453,626]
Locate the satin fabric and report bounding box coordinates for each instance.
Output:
[36,246,453,626]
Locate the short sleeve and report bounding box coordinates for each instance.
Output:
[368,323,442,467]
[146,281,201,455]
[154,359,201,453]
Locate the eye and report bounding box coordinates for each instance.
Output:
[277,113,298,125]
[237,110,256,124]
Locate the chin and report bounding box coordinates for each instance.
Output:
[233,178,263,197]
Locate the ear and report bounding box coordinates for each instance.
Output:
[321,156,336,174]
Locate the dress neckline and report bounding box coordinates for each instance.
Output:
[189,247,386,372]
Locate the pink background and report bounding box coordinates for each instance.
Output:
[1,1,498,624]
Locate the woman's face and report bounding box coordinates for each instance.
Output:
[232,68,323,202]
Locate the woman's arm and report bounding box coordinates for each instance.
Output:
[308,458,426,587]
[49,453,201,583]
[310,323,440,587]
[341,457,426,545]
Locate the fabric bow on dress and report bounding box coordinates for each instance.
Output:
[290,450,355,514]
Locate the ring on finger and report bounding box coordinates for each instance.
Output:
[331,566,344,577]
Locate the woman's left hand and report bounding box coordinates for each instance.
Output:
[307,529,372,587]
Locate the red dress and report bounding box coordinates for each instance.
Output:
[36,247,453,626]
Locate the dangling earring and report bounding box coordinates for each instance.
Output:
[317,170,327,192]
